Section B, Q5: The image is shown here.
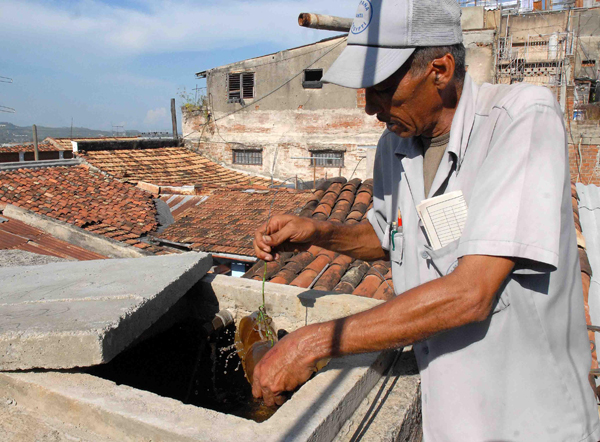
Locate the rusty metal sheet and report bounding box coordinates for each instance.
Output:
[0,230,28,250]
[0,218,44,239]
[0,216,106,261]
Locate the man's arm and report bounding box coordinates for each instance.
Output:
[254,214,388,262]
[252,254,515,406]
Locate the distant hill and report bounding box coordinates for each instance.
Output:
[0,122,141,144]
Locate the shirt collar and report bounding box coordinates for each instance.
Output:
[393,73,479,167]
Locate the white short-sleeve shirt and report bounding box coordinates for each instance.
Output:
[367,74,600,441]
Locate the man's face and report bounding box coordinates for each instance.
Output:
[364,62,435,138]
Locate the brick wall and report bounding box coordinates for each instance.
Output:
[570,143,600,186]
[357,89,366,109]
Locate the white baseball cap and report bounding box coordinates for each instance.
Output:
[322,0,463,89]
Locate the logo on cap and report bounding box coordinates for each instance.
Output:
[351,0,373,35]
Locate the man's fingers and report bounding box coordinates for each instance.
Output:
[252,376,263,399]
[265,222,299,248]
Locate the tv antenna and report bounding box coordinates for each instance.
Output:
[112,125,125,137]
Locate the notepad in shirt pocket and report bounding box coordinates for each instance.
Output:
[416,190,468,251]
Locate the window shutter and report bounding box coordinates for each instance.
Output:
[242,73,255,99]
[228,73,241,100]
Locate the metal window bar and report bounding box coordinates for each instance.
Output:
[233,150,262,165]
[309,152,344,168]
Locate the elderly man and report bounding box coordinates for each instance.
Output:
[252,0,600,440]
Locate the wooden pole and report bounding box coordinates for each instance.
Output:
[32,124,39,161]
[298,13,353,32]
[171,98,178,142]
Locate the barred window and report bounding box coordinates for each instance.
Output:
[310,151,344,168]
[233,149,262,165]
[228,72,255,102]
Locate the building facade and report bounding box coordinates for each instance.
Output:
[183,5,600,185]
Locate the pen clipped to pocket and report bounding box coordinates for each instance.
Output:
[391,209,403,250]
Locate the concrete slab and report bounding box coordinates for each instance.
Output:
[0,252,212,370]
[0,346,391,442]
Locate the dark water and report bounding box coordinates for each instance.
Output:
[86,318,277,423]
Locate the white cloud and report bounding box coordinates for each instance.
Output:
[1,0,357,59]
[144,107,168,126]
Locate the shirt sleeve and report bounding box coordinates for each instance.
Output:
[457,101,566,272]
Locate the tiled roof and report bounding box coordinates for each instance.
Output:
[243,177,395,300]
[78,146,272,188]
[0,215,107,261]
[156,188,313,256]
[46,137,140,150]
[0,165,164,253]
[0,143,65,153]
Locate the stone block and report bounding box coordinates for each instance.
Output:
[0,252,212,370]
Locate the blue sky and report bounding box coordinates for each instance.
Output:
[1,0,356,132]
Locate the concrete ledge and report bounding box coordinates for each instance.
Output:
[1,204,152,259]
[0,253,212,370]
[0,350,392,442]
[200,274,384,331]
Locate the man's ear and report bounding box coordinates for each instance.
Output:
[431,53,455,90]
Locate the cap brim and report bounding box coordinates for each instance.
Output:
[322,45,416,89]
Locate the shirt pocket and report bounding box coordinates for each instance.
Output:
[423,240,510,314]
[423,239,460,277]
[390,231,404,264]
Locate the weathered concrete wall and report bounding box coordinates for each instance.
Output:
[184,108,385,183]
[190,35,386,183]
[464,29,496,85]
[462,6,485,30]
[205,36,355,114]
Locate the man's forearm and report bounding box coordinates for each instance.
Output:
[295,255,515,362]
[313,220,388,261]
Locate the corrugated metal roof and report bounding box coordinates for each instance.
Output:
[0,215,107,261]
[576,183,600,340]
[161,194,208,219]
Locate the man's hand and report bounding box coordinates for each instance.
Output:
[251,327,319,406]
[254,215,322,261]
[254,215,388,262]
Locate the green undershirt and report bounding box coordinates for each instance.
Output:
[420,131,451,198]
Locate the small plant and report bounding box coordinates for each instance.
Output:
[178,87,208,114]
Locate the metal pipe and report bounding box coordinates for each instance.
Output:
[298,13,353,32]
[32,125,39,161]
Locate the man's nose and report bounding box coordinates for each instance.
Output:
[364,89,383,116]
